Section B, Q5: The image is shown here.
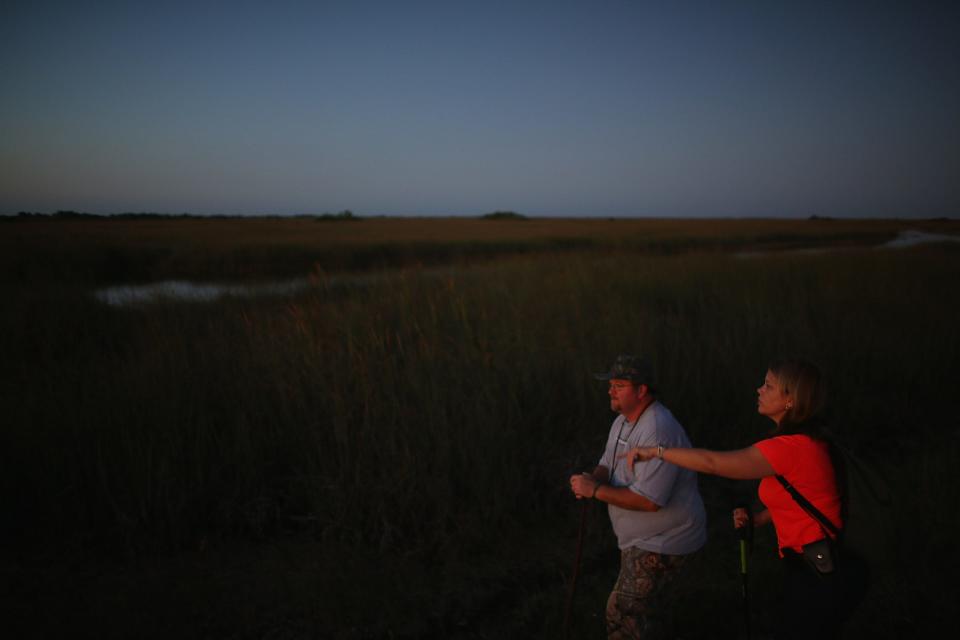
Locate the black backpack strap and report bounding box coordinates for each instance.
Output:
[776,474,841,539]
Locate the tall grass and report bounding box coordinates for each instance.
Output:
[3,215,951,285]
[2,220,959,638]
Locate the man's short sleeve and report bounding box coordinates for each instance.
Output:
[627,458,680,507]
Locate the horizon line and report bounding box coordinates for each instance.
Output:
[4,210,958,222]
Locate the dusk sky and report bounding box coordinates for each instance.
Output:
[2,1,958,218]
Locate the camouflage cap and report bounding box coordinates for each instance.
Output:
[593,354,655,385]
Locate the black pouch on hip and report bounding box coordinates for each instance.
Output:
[801,538,836,575]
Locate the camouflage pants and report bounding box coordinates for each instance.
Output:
[606,547,690,640]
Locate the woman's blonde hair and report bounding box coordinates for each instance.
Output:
[769,358,826,433]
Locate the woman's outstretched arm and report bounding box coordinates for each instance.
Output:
[622,445,775,480]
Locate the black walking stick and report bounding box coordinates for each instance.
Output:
[735,503,754,640]
[562,498,589,638]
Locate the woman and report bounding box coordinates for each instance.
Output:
[623,359,851,639]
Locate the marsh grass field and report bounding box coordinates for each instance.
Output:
[2,215,959,638]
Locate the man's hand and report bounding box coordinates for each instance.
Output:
[569,472,599,500]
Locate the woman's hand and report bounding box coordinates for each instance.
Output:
[732,507,750,529]
[733,507,771,529]
[619,446,658,467]
[569,472,599,500]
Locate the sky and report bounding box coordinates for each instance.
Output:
[1,0,958,218]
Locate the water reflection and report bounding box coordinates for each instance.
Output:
[95,278,311,306]
[737,229,959,258]
[881,230,960,248]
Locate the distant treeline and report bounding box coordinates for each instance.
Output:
[8,209,362,221]
[7,209,530,221]
[480,210,527,220]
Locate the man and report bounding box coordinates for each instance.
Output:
[570,354,706,639]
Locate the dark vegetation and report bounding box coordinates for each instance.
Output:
[0,215,940,286]
[481,211,527,220]
[313,210,359,221]
[1,216,958,638]
[11,210,362,219]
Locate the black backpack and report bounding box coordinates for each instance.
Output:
[775,434,892,592]
[827,436,895,568]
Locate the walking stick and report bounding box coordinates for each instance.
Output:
[562,498,589,638]
[735,503,754,640]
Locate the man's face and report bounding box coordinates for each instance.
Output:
[608,378,644,415]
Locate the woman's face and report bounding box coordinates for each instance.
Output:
[757,370,792,424]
